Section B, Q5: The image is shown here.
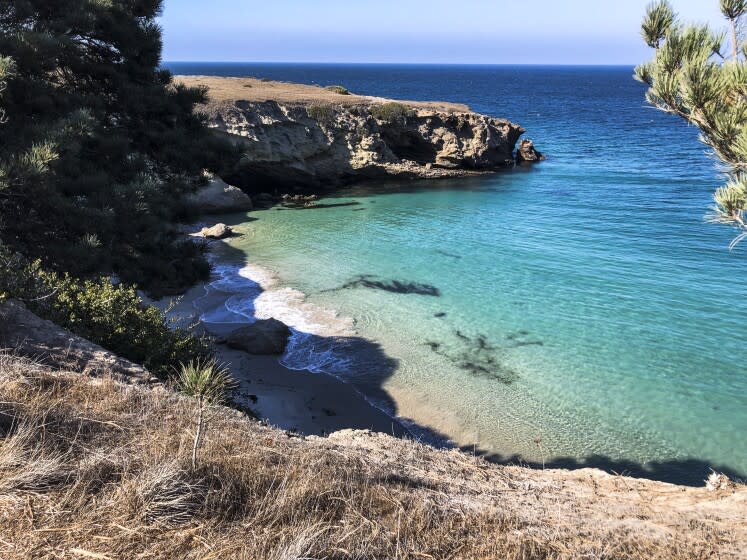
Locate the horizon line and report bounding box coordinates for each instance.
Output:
[162,60,638,67]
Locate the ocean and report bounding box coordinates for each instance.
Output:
[165,63,747,485]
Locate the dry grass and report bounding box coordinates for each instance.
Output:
[0,353,745,559]
[176,75,472,113]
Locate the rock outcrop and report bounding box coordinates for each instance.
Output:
[226,318,291,355]
[188,174,254,213]
[0,299,152,383]
[199,223,233,239]
[516,138,545,162]
[208,102,523,189]
[178,77,539,191]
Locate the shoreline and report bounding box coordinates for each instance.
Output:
[170,211,747,487]
[151,245,410,439]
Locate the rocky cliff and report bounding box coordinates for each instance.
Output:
[179,76,542,191]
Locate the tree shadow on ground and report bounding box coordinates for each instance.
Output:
[183,246,407,437]
[399,416,747,487]
[473,447,747,487]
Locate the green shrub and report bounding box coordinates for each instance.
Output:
[306,103,335,124]
[0,247,211,378]
[370,102,414,124]
[325,85,350,95]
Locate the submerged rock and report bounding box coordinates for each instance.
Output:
[199,223,233,239]
[227,319,291,355]
[188,175,253,213]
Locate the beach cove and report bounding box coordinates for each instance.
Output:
[164,64,747,486]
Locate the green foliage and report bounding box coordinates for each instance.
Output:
[325,85,350,95]
[177,358,235,468]
[0,246,211,378]
[721,0,747,20]
[306,103,335,123]
[177,359,235,405]
[370,102,414,124]
[637,1,747,247]
[641,1,675,49]
[0,1,231,293]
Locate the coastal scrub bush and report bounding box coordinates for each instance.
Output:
[370,102,414,124]
[325,85,351,95]
[0,247,211,378]
[637,0,747,248]
[306,103,335,123]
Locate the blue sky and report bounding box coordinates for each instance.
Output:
[160,0,724,64]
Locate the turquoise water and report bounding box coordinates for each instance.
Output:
[170,64,747,484]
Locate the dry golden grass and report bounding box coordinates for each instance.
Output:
[0,353,744,560]
[176,75,472,113]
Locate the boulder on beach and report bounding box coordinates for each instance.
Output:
[199,223,233,239]
[188,175,253,213]
[226,319,291,355]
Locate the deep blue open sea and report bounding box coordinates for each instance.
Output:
[165,63,747,484]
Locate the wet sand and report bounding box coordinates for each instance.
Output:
[152,282,407,438]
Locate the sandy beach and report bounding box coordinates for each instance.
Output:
[152,266,408,439]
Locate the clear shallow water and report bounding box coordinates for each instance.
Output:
[167,63,747,484]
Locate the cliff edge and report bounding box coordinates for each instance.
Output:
[178,76,542,190]
[0,350,744,558]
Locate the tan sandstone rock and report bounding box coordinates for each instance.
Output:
[199,223,232,239]
[516,138,545,162]
[188,175,253,213]
[0,299,151,383]
[178,76,540,190]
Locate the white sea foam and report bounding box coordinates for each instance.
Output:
[195,260,356,375]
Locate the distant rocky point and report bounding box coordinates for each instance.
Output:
[177,76,542,191]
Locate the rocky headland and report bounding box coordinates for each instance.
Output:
[178,76,543,191]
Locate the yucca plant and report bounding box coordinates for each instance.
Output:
[176,359,236,469]
[637,0,747,248]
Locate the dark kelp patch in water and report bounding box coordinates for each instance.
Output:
[435,249,462,260]
[505,330,544,347]
[334,275,441,297]
[425,330,519,384]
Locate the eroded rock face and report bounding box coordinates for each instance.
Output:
[199,101,528,190]
[226,319,291,355]
[188,175,254,213]
[0,300,151,383]
[516,139,545,163]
